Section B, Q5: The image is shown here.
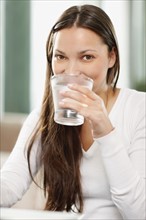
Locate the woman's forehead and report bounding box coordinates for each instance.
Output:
[53,27,104,48]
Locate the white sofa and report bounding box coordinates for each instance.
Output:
[0,113,46,210]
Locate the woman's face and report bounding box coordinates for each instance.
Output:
[52,26,115,93]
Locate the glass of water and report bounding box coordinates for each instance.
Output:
[51,74,93,126]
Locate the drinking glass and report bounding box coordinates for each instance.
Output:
[51,74,93,126]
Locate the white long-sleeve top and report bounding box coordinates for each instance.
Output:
[0,88,146,219]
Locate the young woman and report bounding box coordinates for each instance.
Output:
[1,4,145,219]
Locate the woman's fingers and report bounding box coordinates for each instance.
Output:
[59,97,88,114]
[59,83,103,116]
[60,90,90,106]
[59,85,114,138]
[68,84,97,100]
[59,83,100,105]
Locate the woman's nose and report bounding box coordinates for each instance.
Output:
[63,61,81,75]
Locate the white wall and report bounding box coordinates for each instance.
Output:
[101,0,130,88]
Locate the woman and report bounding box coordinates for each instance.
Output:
[1,4,145,219]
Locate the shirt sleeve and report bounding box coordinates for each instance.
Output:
[94,97,146,219]
[0,108,41,208]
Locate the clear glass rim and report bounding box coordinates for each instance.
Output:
[51,73,93,83]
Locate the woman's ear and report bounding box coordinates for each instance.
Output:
[108,47,116,68]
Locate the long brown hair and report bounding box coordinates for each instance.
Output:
[27,4,120,213]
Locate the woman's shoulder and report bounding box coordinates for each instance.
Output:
[111,87,145,119]
[22,106,41,130]
[119,87,145,106]
[117,88,145,123]
[28,106,41,118]
[121,87,145,97]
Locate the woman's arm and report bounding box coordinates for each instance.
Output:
[0,108,41,207]
[95,98,146,219]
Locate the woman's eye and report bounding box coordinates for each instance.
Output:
[55,54,66,60]
[82,55,94,61]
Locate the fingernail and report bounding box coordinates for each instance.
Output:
[68,83,76,88]
[82,103,88,107]
[59,90,65,94]
[59,101,65,105]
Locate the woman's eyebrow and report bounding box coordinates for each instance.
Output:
[54,49,98,55]
[79,49,98,54]
[54,49,66,55]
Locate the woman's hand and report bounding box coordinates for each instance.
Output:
[59,83,114,138]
